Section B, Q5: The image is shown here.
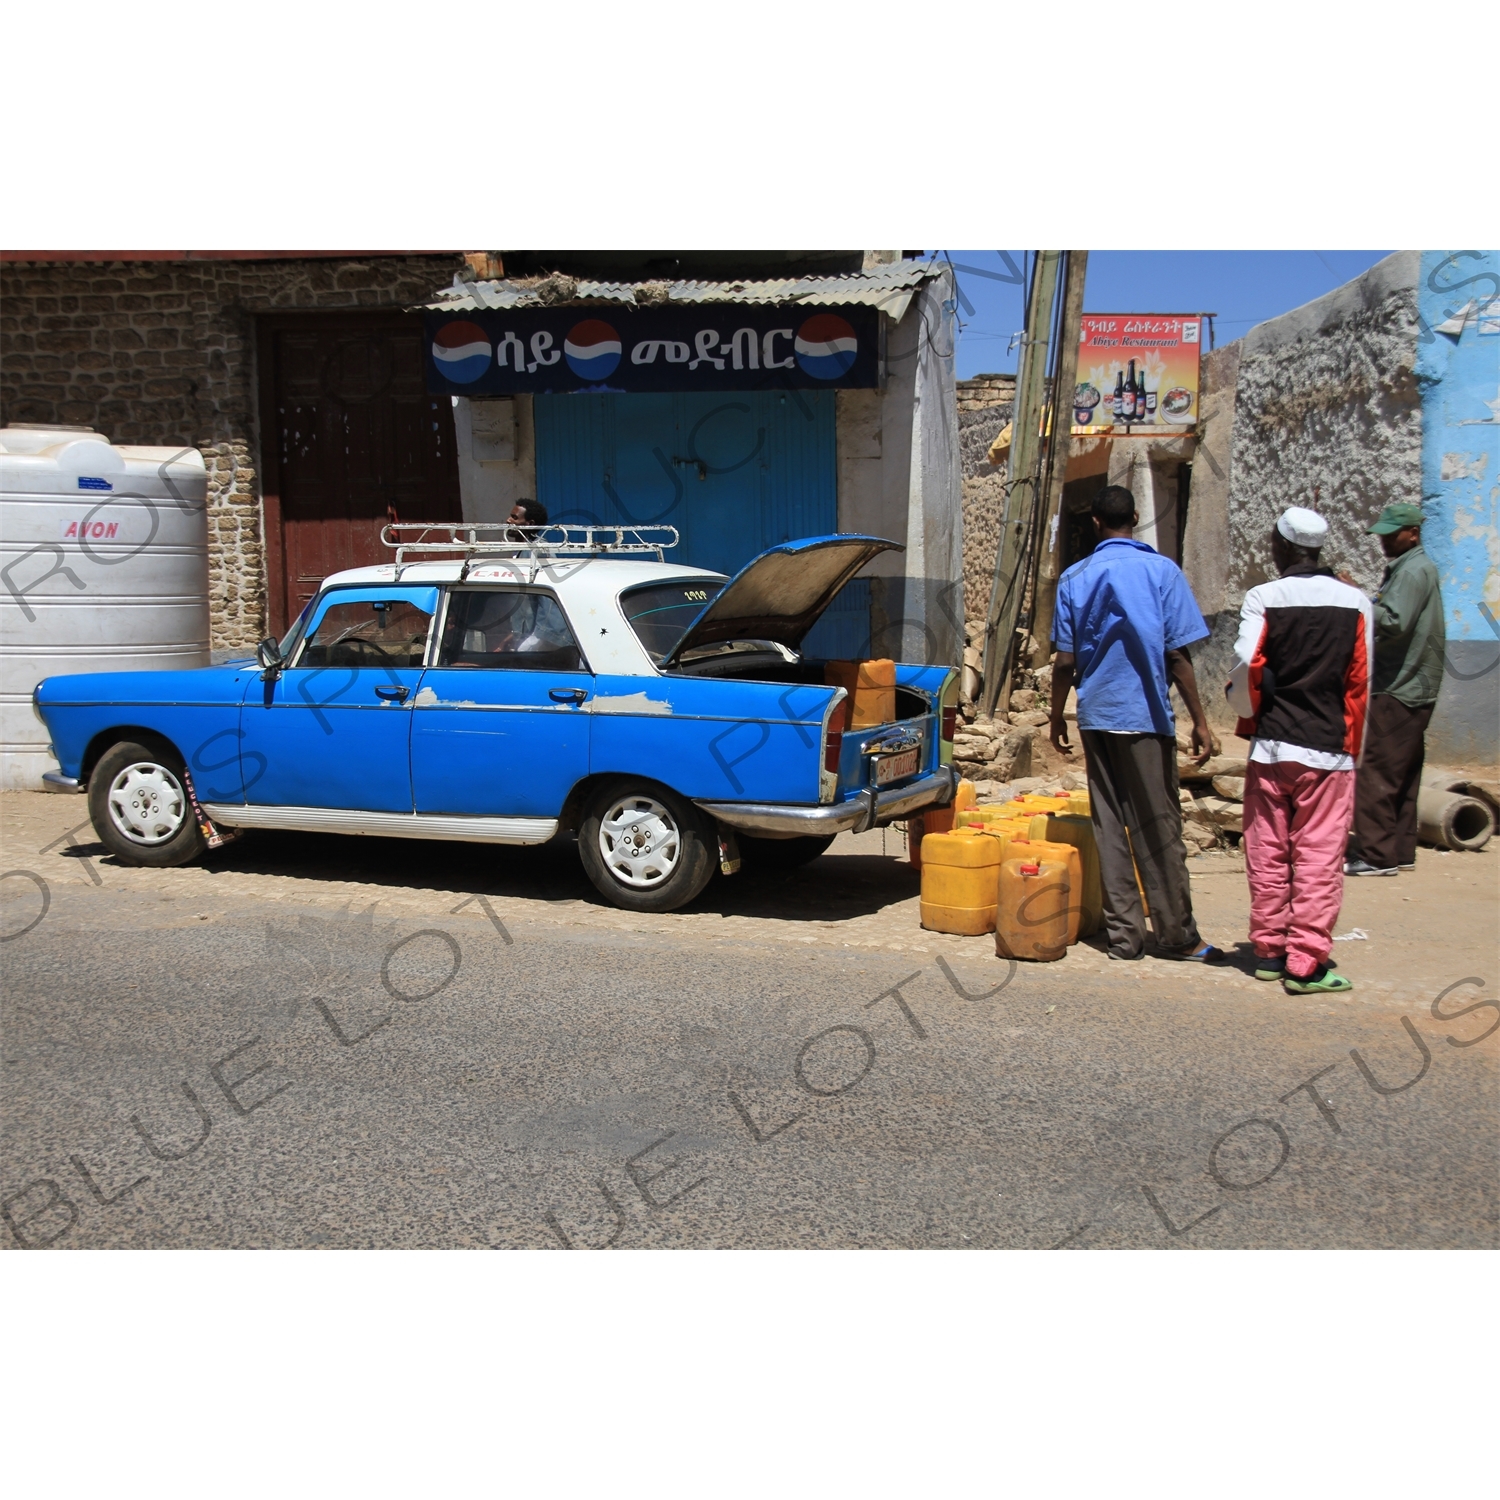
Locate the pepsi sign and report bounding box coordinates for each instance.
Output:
[431,320,492,384]
[424,305,879,395]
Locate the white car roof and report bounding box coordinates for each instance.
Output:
[318,557,728,677]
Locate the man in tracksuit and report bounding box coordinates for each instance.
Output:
[1228,507,1373,994]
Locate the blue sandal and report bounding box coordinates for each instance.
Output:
[1160,942,1226,964]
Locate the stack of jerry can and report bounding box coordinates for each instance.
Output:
[917,789,1101,962]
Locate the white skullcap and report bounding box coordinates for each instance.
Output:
[1277,506,1329,549]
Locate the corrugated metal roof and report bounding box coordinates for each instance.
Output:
[417,262,944,322]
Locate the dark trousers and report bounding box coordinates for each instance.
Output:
[1353,694,1434,869]
[1081,730,1202,958]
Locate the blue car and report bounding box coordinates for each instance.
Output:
[34,527,958,912]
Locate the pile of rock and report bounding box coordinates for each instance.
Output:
[1177,730,1247,850]
[954,620,1078,791]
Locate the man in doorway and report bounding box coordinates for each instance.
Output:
[508,498,548,526]
[1228,508,1373,994]
[1345,503,1446,876]
[1049,484,1223,963]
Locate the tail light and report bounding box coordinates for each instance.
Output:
[823,726,843,775]
[941,705,957,743]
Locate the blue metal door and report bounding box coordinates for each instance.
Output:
[535,390,837,581]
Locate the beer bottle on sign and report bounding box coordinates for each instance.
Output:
[1112,370,1124,420]
[1126,359,1138,421]
[1137,369,1148,421]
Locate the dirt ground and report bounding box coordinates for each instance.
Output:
[3,783,1494,1017]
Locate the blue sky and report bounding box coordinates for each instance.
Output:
[945,251,1393,379]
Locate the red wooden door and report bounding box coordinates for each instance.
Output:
[260,314,460,632]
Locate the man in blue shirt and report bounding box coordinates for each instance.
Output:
[1048,485,1221,962]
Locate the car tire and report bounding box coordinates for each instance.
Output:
[88,738,207,869]
[739,833,836,871]
[578,780,716,913]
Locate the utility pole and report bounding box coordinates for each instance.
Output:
[979,251,1060,722]
[1026,250,1089,666]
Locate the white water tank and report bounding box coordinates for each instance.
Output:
[0,427,209,789]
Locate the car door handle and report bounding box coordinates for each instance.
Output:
[375,684,410,701]
[549,687,588,704]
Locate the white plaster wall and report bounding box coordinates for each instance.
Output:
[454,395,537,524]
[908,272,964,665]
[838,273,963,664]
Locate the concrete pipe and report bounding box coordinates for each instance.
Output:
[1416,787,1494,851]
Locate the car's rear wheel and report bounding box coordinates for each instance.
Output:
[88,739,206,868]
[739,832,837,871]
[578,781,716,913]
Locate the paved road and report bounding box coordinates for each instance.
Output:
[3,811,1495,1251]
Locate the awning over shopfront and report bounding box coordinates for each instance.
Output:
[417,261,942,323]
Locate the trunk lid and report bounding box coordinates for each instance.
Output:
[662,534,901,665]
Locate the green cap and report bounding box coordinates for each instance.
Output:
[1368,503,1424,535]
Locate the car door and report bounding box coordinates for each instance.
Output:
[240,585,437,811]
[410,586,592,817]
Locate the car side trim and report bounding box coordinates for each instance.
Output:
[200,803,558,845]
[42,772,84,793]
[697,766,955,838]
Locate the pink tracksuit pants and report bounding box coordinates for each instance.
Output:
[1242,760,1356,979]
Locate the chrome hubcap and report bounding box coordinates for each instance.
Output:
[107,762,187,846]
[598,795,680,888]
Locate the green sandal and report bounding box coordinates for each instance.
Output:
[1283,964,1353,994]
[1256,955,1337,982]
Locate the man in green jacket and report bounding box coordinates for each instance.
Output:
[1346,503,1446,876]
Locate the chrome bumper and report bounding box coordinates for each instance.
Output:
[697,765,955,838]
[42,772,84,794]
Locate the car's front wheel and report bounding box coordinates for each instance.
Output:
[577,781,716,913]
[88,739,207,868]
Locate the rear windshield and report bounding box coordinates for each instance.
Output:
[621,580,723,662]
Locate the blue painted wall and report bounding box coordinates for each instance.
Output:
[1417,252,1500,762]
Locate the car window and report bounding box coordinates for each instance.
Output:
[437,590,587,673]
[621,580,724,662]
[299,598,433,669]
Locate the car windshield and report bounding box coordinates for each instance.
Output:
[621,580,724,662]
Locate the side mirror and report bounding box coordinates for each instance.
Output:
[256,637,284,676]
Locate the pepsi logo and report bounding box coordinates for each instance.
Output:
[794,314,858,380]
[432,320,491,384]
[564,319,622,381]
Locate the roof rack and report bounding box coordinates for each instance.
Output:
[381,522,680,577]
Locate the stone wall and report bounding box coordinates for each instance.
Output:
[1227,251,1423,599]
[1193,253,1425,727]
[955,373,1015,623]
[0,255,464,651]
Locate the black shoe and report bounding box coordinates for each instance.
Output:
[1344,859,1397,877]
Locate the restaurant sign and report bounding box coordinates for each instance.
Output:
[1071,314,1204,436]
[424,305,880,396]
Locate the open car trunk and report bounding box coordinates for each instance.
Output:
[662,534,901,668]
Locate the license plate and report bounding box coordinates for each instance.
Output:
[874,748,920,785]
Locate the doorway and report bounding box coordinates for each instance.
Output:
[532,388,868,653]
[258,313,461,633]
